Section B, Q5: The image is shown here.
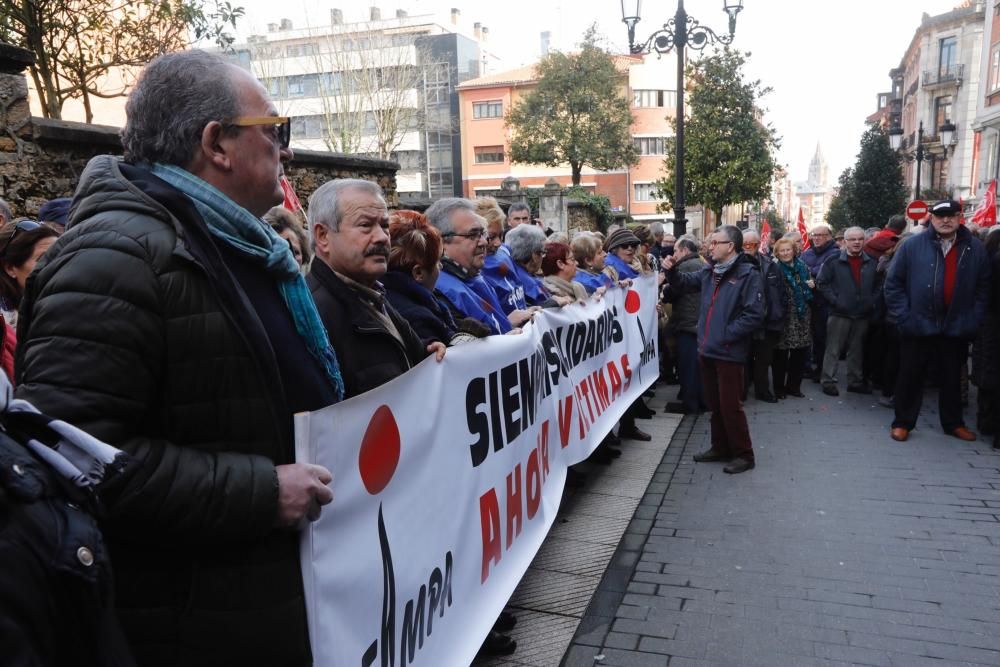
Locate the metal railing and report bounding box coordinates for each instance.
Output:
[922,64,964,87]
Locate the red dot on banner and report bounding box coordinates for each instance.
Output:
[625,290,641,314]
[358,405,401,495]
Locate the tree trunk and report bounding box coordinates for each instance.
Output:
[571,163,582,186]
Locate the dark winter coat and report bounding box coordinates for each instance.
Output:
[14,156,314,667]
[667,259,764,363]
[0,430,134,667]
[740,252,786,333]
[308,259,427,399]
[884,225,992,340]
[801,239,840,278]
[816,250,879,320]
[664,253,706,335]
[381,269,458,346]
[971,249,1000,388]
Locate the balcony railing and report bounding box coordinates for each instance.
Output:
[922,64,964,87]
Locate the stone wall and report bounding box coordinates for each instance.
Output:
[0,43,397,219]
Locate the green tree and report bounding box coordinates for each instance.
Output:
[826,167,856,232]
[0,0,243,122]
[655,48,779,221]
[827,125,906,231]
[762,207,786,233]
[505,26,637,186]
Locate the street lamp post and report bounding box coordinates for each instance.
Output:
[621,0,744,238]
[889,119,957,200]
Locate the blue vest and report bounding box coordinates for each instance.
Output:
[482,250,527,314]
[510,261,549,306]
[574,269,612,294]
[436,271,512,335]
[605,254,640,280]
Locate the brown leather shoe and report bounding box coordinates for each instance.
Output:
[693,448,733,463]
[949,426,977,441]
[890,427,909,442]
[619,426,652,441]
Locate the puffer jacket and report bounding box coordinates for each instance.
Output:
[816,250,878,320]
[308,259,427,398]
[884,224,992,340]
[14,156,311,667]
[667,259,764,363]
[0,428,134,667]
[664,253,706,334]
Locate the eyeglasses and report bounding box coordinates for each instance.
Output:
[708,239,734,247]
[0,220,42,258]
[619,243,639,250]
[225,116,291,149]
[444,228,486,241]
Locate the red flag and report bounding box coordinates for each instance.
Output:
[280,176,303,213]
[797,208,811,250]
[760,219,772,255]
[971,180,997,227]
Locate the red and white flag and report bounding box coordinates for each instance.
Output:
[760,219,772,255]
[971,180,997,227]
[797,208,811,250]
[280,175,304,213]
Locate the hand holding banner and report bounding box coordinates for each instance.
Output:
[295,276,660,666]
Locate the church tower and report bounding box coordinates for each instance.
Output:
[808,143,829,188]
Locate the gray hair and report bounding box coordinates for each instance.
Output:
[0,197,11,224]
[507,202,531,218]
[649,222,664,238]
[122,50,242,166]
[506,224,546,262]
[676,234,700,254]
[810,224,831,235]
[307,179,385,231]
[426,197,478,237]
[886,214,907,233]
[844,226,866,239]
[716,224,744,253]
[742,230,760,243]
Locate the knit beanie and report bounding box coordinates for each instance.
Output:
[604,227,641,252]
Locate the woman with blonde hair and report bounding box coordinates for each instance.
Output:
[571,233,612,294]
[770,237,813,398]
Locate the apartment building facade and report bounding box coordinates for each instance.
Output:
[883,3,984,201]
[231,7,498,201]
[456,53,705,234]
[972,0,1000,197]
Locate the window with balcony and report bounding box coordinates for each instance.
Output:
[472,101,503,119]
[935,95,953,131]
[634,183,659,202]
[633,136,666,156]
[939,36,957,78]
[474,146,505,164]
[633,89,676,108]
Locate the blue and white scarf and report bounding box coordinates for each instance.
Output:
[151,164,345,402]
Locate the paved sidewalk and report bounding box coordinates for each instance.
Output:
[565,383,1000,667]
[476,388,682,667]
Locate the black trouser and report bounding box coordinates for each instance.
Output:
[749,331,779,396]
[893,335,968,432]
[772,347,808,395]
[977,387,998,435]
[675,331,704,412]
[810,300,830,372]
[863,321,886,387]
[881,323,901,398]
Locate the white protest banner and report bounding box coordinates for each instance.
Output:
[296,274,659,666]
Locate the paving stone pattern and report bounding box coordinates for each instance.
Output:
[475,392,682,667]
[565,385,1000,667]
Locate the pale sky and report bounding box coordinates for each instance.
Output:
[236,0,970,186]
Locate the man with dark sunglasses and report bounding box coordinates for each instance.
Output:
[15,50,335,665]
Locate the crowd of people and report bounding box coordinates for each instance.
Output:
[1,47,998,666]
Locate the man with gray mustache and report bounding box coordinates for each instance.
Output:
[308,179,445,398]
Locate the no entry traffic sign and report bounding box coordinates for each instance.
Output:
[906,200,929,221]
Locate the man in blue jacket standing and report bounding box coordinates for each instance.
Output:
[884,200,992,442]
[664,226,764,474]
